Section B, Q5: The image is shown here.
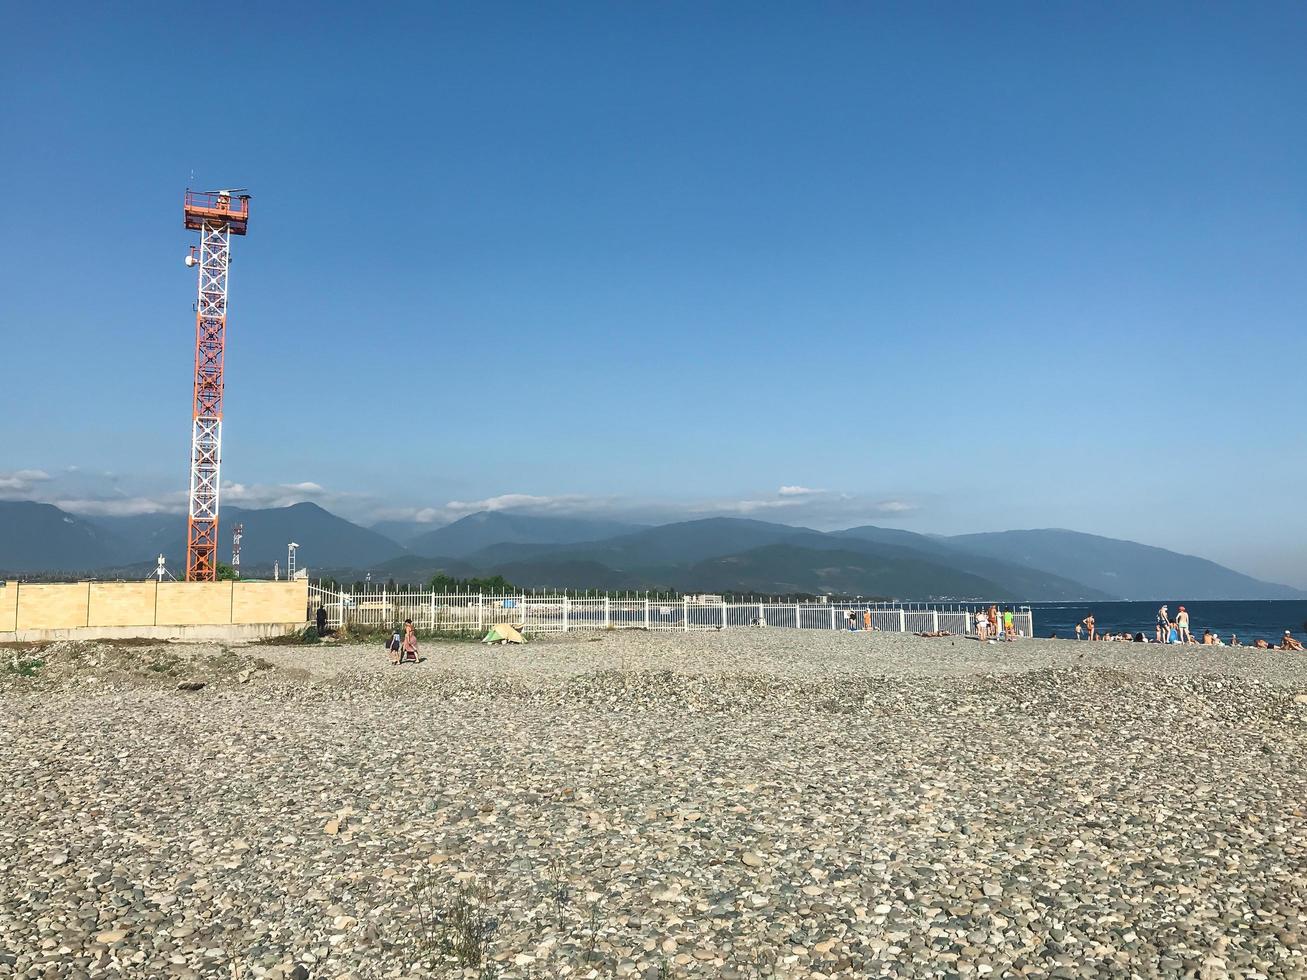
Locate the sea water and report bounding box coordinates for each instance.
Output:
[1029,600,1307,643]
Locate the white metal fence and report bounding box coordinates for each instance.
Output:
[306,585,1034,638]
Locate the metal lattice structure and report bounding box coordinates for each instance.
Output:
[182,190,249,581]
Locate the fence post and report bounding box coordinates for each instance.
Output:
[682,597,689,631]
[644,598,650,630]
[604,595,610,629]
[563,597,570,633]
[830,606,836,630]
[795,602,801,629]
[898,608,906,632]
[722,602,728,629]
[932,609,939,632]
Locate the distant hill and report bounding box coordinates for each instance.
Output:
[218,503,406,569]
[833,526,1114,601]
[87,513,186,565]
[0,501,125,574]
[946,529,1307,601]
[367,554,481,583]
[369,519,436,546]
[682,543,1014,600]
[408,511,642,558]
[461,518,1111,600]
[93,502,407,572]
[487,559,650,591]
[5,500,1299,600]
[464,517,812,569]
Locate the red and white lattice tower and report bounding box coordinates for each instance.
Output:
[182,189,250,581]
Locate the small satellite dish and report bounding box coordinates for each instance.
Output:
[185,254,198,267]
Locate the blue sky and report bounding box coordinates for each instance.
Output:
[2,2,1305,585]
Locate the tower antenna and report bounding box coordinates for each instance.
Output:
[231,522,244,578]
[181,188,250,581]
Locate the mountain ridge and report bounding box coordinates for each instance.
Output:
[2,501,1300,600]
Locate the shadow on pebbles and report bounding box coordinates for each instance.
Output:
[2,632,1305,978]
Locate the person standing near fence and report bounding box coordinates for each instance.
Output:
[1003,608,1015,640]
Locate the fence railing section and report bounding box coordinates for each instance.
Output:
[307,585,1034,638]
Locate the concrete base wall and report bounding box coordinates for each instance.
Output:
[0,622,304,644]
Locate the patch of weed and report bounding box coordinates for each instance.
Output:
[4,655,44,678]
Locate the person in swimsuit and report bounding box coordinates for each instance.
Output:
[1175,606,1191,644]
[1281,630,1305,652]
[1081,613,1096,641]
[1156,605,1169,643]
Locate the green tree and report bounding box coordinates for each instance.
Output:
[216,563,238,581]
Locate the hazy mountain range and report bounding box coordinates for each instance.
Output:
[1,499,1301,601]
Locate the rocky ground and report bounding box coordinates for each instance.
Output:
[2,630,1305,980]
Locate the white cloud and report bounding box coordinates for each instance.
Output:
[778,485,824,497]
[222,481,342,510]
[708,498,804,514]
[0,469,52,493]
[444,493,596,515]
[51,496,183,517]
[874,500,917,514]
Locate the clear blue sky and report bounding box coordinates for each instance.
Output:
[2,2,1305,585]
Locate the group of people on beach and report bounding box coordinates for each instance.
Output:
[386,619,420,665]
[1073,604,1304,651]
[974,605,1018,641]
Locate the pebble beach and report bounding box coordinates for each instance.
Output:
[3,631,1305,979]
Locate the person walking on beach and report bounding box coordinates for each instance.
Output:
[399,618,419,664]
[1002,608,1015,640]
[1156,605,1170,643]
[1176,606,1191,644]
[1081,613,1096,641]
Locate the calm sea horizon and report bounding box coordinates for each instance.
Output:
[1028,600,1307,643]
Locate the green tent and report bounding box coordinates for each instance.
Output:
[482,623,526,644]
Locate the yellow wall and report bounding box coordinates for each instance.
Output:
[156,581,235,626]
[88,582,158,627]
[2,580,308,632]
[15,583,91,630]
[232,581,306,625]
[0,582,17,632]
